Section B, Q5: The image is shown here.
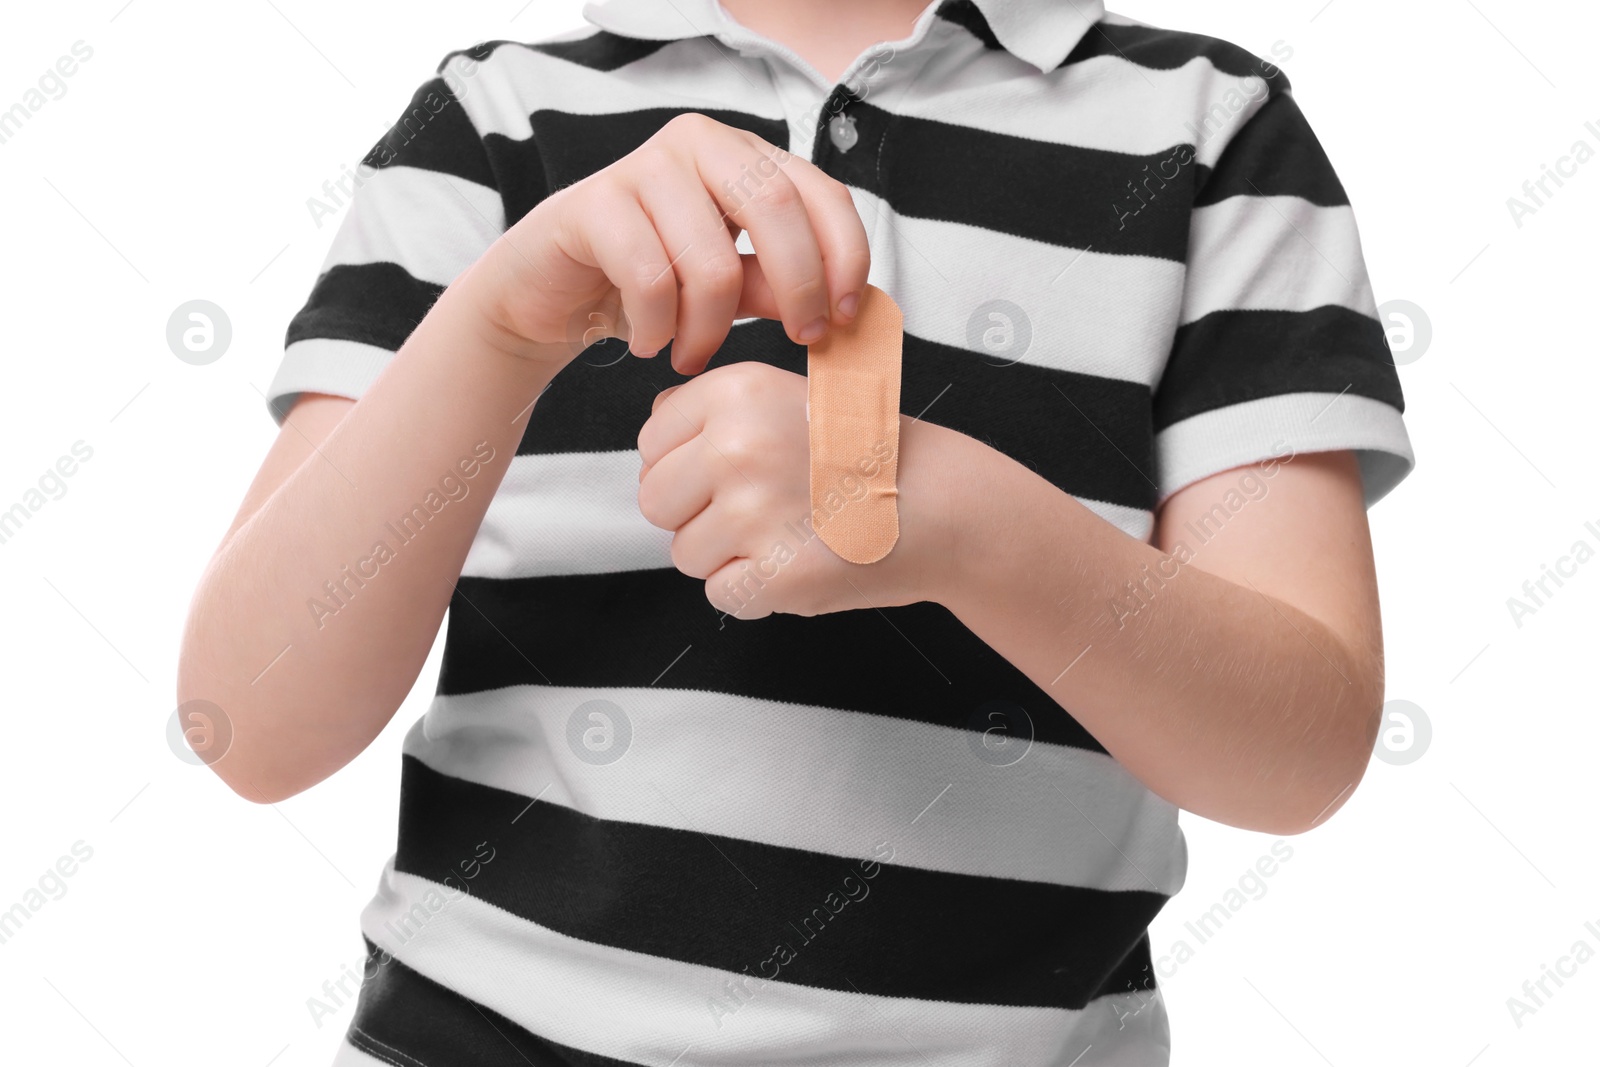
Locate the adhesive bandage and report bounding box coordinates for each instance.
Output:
[806,283,903,565]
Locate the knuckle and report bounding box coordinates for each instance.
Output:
[744,131,782,155]
[834,241,872,273]
[663,111,701,134]
[689,251,745,298]
[723,486,767,528]
[636,481,663,527]
[823,176,856,206]
[664,111,717,141]
[632,143,675,175]
[786,275,831,310]
[631,260,675,297]
[742,175,802,215]
[713,361,771,403]
[716,431,759,465]
[669,536,708,580]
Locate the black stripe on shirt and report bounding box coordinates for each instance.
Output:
[283,263,443,353]
[934,0,1003,51]
[282,284,1158,515]
[441,33,674,74]
[516,105,790,182]
[1154,305,1403,431]
[441,567,1110,755]
[530,31,677,72]
[1064,22,1295,86]
[1195,91,1348,207]
[393,756,1165,1011]
[510,100,1192,260]
[521,318,1157,513]
[360,76,497,191]
[349,938,645,1067]
[489,129,551,228]
[485,106,789,225]
[819,98,1196,261]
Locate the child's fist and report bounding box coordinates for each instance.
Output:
[636,361,957,620]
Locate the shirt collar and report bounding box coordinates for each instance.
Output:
[579,0,1107,75]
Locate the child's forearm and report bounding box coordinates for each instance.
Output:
[183,111,875,803]
[931,437,1383,836]
[176,265,561,803]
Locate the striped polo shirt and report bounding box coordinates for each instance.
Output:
[267,1,1414,1064]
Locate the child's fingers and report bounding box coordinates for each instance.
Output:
[758,147,871,325]
[691,136,831,348]
[649,384,682,415]
[638,383,701,468]
[635,170,746,376]
[731,253,782,322]
[569,187,679,357]
[668,506,742,581]
[637,436,718,533]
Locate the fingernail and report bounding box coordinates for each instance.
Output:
[798,317,829,344]
[837,291,860,318]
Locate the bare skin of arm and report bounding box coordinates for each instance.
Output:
[721,0,1384,838]
[636,359,1386,836]
[937,446,1384,835]
[177,290,555,804]
[177,113,873,803]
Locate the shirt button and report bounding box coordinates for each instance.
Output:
[828,112,859,153]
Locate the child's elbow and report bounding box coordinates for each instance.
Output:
[1272,699,1384,836]
[1223,689,1383,836]
[171,688,339,805]
[212,759,317,806]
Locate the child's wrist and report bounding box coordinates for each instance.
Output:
[448,250,577,370]
[892,416,977,609]
[420,279,569,399]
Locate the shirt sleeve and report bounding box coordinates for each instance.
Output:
[264,50,508,425]
[1151,84,1414,507]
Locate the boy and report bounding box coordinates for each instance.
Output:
[178,0,1413,1063]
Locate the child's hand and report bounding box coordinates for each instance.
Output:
[636,362,956,620]
[465,113,871,376]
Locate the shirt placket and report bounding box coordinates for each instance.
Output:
[718,23,947,287]
[714,11,945,161]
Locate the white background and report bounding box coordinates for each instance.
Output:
[1,1,1595,1064]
